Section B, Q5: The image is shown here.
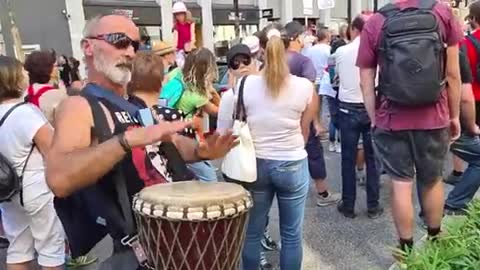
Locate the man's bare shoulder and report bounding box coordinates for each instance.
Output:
[57,96,90,114]
[55,95,93,127]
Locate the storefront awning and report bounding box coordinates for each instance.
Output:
[83,0,161,25]
[212,4,260,25]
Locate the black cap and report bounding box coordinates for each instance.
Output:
[284,21,305,41]
[226,44,251,66]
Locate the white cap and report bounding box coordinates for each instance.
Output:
[267,29,281,40]
[242,36,260,54]
[172,1,188,14]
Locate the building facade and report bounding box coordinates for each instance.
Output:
[1,0,468,69]
[4,0,73,56]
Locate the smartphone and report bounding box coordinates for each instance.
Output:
[138,108,155,127]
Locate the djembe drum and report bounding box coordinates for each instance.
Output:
[133,181,252,270]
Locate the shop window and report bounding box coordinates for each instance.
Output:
[213,25,259,43]
[139,26,162,43]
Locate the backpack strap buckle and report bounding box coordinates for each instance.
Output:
[120,234,138,247]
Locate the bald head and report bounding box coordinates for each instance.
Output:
[82,14,140,89]
[83,15,139,38]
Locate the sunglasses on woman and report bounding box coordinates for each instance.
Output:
[87,32,140,52]
[229,56,252,70]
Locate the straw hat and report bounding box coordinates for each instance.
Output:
[152,41,175,56]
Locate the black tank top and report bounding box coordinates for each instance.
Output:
[54,93,184,258]
[92,97,171,200]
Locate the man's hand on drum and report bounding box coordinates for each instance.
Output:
[125,120,192,147]
[196,130,238,160]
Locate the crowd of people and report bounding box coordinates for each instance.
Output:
[0,0,480,269]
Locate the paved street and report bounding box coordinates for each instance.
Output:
[0,141,471,270]
[0,148,431,270]
[264,148,424,270]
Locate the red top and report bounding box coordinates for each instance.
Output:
[174,21,192,50]
[356,0,463,131]
[27,84,55,107]
[461,31,480,101]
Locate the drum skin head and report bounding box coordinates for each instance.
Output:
[133,181,252,221]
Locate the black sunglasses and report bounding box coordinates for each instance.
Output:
[88,32,140,52]
[229,56,252,70]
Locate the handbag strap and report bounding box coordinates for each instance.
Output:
[234,76,248,122]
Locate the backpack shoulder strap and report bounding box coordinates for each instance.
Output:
[0,102,33,206]
[34,85,55,98]
[27,85,55,106]
[79,92,136,238]
[461,42,468,54]
[378,3,400,18]
[80,93,112,143]
[0,102,26,127]
[467,35,480,55]
[27,85,35,99]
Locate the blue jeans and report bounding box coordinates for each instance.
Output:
[187,161,218,182]
[327,96,339,143]
[338,102,380,210]
[445,134,480,210]
[242,158,309,270]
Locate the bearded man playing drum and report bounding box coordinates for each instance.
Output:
[46,15,236,270]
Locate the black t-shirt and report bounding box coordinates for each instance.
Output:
[459,49,475,131]
[331,39,347,54]
[460,49,473,84]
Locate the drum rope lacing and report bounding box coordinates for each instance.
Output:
[133,194,252,270]
[136,214,248,270]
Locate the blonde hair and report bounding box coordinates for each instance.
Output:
[186,10,193,23]
[182,48,217,96]
[263,36,289,98]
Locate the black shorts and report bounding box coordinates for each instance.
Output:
[305,125,327,180]
[373,128,449,185]
[476,102,480,125]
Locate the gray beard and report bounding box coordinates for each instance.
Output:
[93,53,131,86]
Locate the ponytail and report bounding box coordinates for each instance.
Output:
[263,36,289,98]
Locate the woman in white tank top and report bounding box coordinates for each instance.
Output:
[222,36,316,270]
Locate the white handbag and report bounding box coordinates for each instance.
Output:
[221,76,257,183]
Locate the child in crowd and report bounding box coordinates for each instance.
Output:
[172,1,196,68]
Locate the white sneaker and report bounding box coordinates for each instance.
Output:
[329,142,336,152]
[356,169,366,186]
[317,191,341,207]
[335,142,341,153]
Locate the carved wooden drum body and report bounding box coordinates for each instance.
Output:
[133,181,252,270]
